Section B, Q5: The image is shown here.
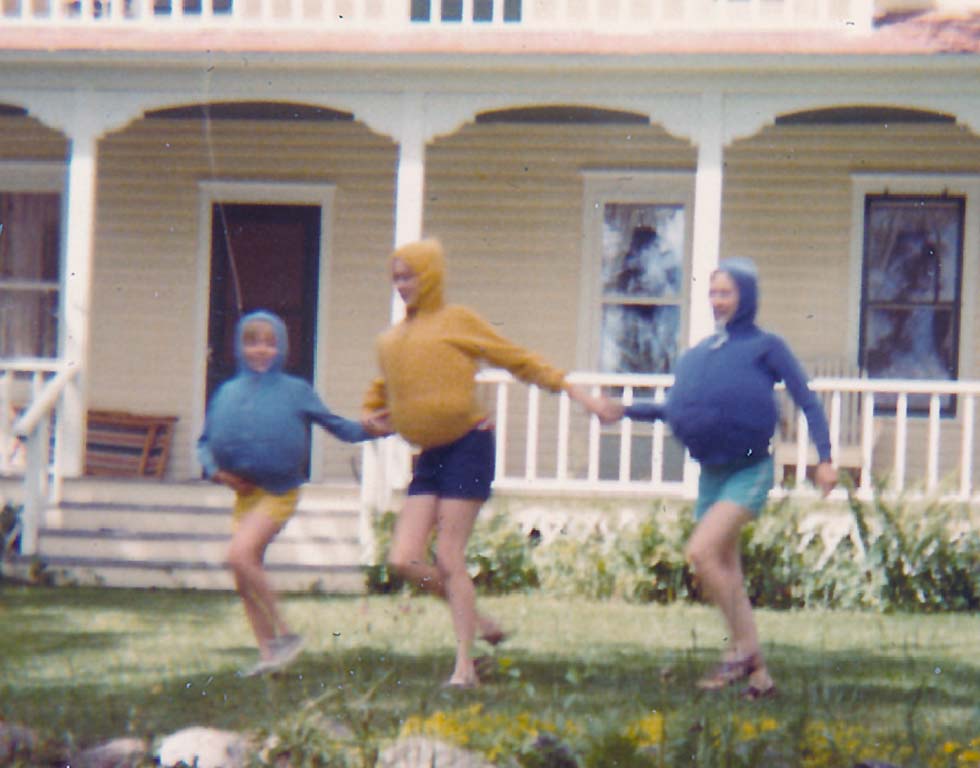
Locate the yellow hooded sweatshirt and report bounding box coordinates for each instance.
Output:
[363,239,567,449]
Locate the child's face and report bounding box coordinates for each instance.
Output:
[709,271,740,325]
[391,257,420,307]
[241,320,279,373]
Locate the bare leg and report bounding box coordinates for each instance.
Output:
[434,498,483,685]
[686,500,773,689]
[387,494,441,591]
[388,495,503,644]
[227,511,288,659]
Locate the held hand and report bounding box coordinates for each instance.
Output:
[362,409,393,437]
[814,461,838,497]
[597,399,626,425]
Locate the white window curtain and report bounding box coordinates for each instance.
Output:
[0,192,61,359]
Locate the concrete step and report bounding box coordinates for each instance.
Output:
[12,478,370,593]
[56,478,363,510]
[7,554,366,593]
[47,502,361,538]
[38,529,360,567]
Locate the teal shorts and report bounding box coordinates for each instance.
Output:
[694,455,774,521]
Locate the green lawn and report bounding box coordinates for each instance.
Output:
[1,586,978,766]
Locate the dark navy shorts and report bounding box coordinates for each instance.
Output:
[408,427,496,501]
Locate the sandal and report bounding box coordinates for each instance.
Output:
[741,682,777,701]
[696,653,761,691]
[480,627,508,647]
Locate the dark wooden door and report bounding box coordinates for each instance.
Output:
[206,203,321,401]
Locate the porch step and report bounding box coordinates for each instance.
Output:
[7,554,365,593]
[49,502,362,538]
[25,479,368,593]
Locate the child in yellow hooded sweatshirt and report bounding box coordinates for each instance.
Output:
[363,239,610,688]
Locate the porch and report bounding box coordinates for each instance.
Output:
[5,358,980,590]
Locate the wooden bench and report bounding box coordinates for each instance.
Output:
[84,410,178,479]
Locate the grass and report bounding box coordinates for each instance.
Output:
[1,585,979,766]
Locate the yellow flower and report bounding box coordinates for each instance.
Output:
[625,711,665,747]
[945,741,962,755]
[759,717,779,733]
[957,749,980,765]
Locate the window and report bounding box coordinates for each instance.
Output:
[581,171,693,375]
[859,194,964,414]
[0,163,64,360]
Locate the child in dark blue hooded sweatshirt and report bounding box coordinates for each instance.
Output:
[198,310,380,676]
[608,257,837,699]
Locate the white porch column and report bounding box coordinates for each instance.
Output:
[688,90,724,347]
[57,117,102,479]
[683,90,725,496]
[390,93,427,323]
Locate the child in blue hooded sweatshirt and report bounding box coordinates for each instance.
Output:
[198,310,380,676]
[606,257,837,699]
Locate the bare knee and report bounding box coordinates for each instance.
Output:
[387,550,412,577]
[434,551,466,582]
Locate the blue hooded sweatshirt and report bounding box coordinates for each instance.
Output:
[625,258,832,467]
[197,311,371,493]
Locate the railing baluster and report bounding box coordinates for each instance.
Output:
[556,387,570,481]
[927,393,941,491]
[494,379,508,481]
[587,384,600,483]
[894,392,908,493]
[960,394,974,500]
[524,385,540,480]
[829,390,842,464]
[619,385,633,483]
[492,0,504,24]
[859,390,874,498]
[794,410,807,484]
[651,385,665,484]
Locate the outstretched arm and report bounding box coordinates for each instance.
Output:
[768,338,838,496]
[305,387,376,443]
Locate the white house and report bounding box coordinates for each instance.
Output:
[1,0,978,590]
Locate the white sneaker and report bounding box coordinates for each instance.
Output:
[239,657,274,678]
[265,633,305,672]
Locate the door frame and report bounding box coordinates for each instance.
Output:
[193,180,337,481]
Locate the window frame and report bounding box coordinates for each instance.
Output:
[848,174,980,413]
[0,161,65,361]
[578,170,695,373]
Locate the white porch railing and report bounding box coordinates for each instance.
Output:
[360,369,980,515]
[1,359,76,556]
[0,0,874,32]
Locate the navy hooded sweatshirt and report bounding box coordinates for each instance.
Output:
[624,258,832,467]
[197,311,372,493]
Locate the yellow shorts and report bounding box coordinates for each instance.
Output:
[232,487,300,530]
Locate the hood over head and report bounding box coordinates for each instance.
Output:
[235,310,288,374]
[715,256,759,332]
[392,239,445,315]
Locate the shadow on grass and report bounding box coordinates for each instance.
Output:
[6,641,980,754]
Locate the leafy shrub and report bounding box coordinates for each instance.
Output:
[366,489,980,613]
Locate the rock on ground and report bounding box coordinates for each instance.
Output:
[72,737,149,768]
[379,736,495,768]
[156,726,251,768]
